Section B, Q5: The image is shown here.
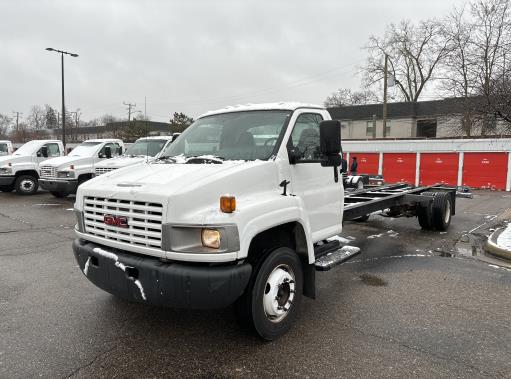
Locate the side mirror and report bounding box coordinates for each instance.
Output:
[320,120,341,157]
[103,146,112,159]
[287,147,302,164]
[40,146,49,158]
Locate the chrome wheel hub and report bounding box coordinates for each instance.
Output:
[263,264,295,323]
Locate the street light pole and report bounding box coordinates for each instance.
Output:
[46,47,78,150]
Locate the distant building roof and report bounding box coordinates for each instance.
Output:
[328,97,483,120]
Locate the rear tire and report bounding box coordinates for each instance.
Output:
[431,192,452,231]
[15,175,38,195]
[236,247,303,341]
[0,184,14,192]
[417,191,436,230]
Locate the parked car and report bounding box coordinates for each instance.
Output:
[0,140,13,156]
[94,136,172,176]
[38,139,124,198]
[0,140,64,195]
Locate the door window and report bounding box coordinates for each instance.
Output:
[288,113,323,162]
[99,143,122,158]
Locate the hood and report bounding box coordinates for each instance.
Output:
[0,154,31,166]
[95,156,152,169]
[40,156,91,169]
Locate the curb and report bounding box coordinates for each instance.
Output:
[485,227,511,261]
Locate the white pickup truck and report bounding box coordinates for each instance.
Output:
[38,139,124,198]
[0,140,64,195]
[94,136,173,176]
[72,103,456,340]
[0,140,13,156]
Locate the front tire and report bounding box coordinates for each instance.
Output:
[236,247,303,341]
[0,184,14,192]
[15,175,38,195]
[51,191,68,198]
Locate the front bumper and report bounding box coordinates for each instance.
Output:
[39,179,78,193]
[0,176,15,186]
[73,239,252,309]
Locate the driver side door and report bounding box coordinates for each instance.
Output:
[287,111,343,241]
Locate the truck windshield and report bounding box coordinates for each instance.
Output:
[159,110,291,161]
[13,141,43,156]
[125,139,167,157]
[69,142,102,157]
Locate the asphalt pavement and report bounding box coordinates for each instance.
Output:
[1,190,511,378]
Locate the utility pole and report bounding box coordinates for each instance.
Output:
[382,53,389,138]
[45,47,79,150]
[123,102,136,122]
[12,112,22,132]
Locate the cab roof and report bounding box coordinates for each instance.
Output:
[200,102,324,118]
[135,136,173,140]
[85,139,123,143]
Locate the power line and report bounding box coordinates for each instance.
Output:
[123,102,136,122]
[12,111,23,132]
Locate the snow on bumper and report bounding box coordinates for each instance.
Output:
[73,239,252,309]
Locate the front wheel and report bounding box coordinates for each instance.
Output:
[15,175,38,195]
[236,247,303,341]
[51,191,69,198]
[0,184,14,192]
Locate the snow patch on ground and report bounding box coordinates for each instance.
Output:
[367,230,399,239]
[83,257,91,276]
[496,223,511,250]
[33,203,60,206]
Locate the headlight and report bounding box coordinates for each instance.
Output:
[57,170,75,178]
[201,229,221,249]
[0,167,12,175]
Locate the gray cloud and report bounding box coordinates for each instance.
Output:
[0,0,465,122]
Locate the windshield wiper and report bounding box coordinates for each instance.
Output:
[185,155,224,164]
[156,155,177,162]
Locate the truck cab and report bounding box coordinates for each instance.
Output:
[73,103,344,339]
[0,140,13,156]
[0,140,64,195]
[94,136,173,176]
[38,139,124,198]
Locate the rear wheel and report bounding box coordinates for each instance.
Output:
[431,192,452,231]
[15,175,38,195]
[0,184,14,192]
[417,191,436,230]
[236,247,303,341]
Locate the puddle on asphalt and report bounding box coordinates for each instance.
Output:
[359,273,387,286]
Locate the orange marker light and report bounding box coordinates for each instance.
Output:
[220,195,236,213]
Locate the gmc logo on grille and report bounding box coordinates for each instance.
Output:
[104,215,128,228]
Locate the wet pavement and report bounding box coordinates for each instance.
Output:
[1,190,511,378]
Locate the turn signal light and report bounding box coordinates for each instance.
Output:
[220,195,236,213]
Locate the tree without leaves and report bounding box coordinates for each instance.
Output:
[0,114,12,138]
[169,112,194,133]
[324,88,379,108]
[27,105,46,130]
[362,19,452,102]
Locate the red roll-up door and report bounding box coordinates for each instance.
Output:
[463,152,508,190]
[420,153,459,186]
[383,153,416,184]
[349,153,379,175]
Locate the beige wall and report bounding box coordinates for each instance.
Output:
[341,117,416,139]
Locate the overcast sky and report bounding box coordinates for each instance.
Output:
[0,0,466,123]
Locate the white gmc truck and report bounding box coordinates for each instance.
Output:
[0,140,64,195]
[0,140,13,156]
[39,139,124,198]
[72,103,456,340]
[94,136,173,176]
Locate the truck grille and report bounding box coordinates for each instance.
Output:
[40,166,57,178]
[95,167,117,176]
[83,196,163,249]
